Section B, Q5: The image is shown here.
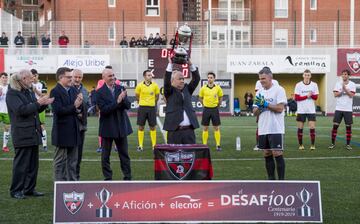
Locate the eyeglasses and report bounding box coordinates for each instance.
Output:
[63,76,72,79]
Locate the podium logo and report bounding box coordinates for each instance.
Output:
[165,150,195,180]
[63,191,85,215]
[296,188,314,217]
[96,188,113,218]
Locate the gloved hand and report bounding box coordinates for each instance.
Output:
[254,94,269,108]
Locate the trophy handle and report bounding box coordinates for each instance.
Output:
[188,33,193,59]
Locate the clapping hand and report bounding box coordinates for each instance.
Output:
[117,90,127,104]
[37,95,54,106]
[254,94,269,108]
[74,93,83,108]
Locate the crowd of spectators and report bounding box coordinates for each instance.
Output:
[120,33,173,48]
[0,31,174,49]
[0,30,70,48]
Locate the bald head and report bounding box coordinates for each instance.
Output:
[102,68,115,87]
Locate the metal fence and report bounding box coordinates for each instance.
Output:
[1,9,360,48]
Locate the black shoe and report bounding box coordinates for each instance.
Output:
[24,191,45,197]
[10,192,26,199]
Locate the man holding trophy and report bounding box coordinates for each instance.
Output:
[163,24,200,144]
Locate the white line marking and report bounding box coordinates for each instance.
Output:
[156,116,167,143]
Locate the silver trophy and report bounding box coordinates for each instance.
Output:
[171,24,193,64]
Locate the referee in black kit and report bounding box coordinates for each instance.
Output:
[162,57,200,144]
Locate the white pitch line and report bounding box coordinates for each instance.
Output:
[156,116,167,143]
[1,156,359,162]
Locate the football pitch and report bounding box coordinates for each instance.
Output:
[0,116,359,223]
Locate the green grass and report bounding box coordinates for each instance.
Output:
[1,116,360,223]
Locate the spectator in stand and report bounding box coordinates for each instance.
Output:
[161,33,167,46]
[154,33,162,46]
[136,37,143,47]
[147,33,154,46]
[41,33,51,48]
[129,37,136,48]
[119,37,128,48]
[84,40,91,48]
[14,31,25,48]
[0,32,9,47]
[142,36,148,48]
[27,33,38,48]
[58,31,69,48]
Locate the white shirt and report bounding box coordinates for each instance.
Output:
[334,80,356,112]
[254,84,287,135]
[0,84,8,113]
[255,79,279,92]
[294,81,319,114]
[32,82,43,99]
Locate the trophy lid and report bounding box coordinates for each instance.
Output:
[178,24,192,37]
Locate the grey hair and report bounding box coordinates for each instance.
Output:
[259,66,273,78]
[10,69,31,90]
[171,70,181,82]
[72,69,83,76]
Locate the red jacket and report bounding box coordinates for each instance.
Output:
[58,35,69,47]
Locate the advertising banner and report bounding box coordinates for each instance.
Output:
[148,48,189,78]
[337,48,360,76]
[154,144,213,180]
[127,95,230,113]
[5,54,57,73]
[119,79,137,89]
[201,79,232,89]
[58,55,110,73]
[192,94,230,112]
[227,55,330,73]
[54,181,322,223]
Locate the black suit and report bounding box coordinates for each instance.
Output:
[50,83,81,181]
[6,87,47,196]
[97,84,132,180]
[163,66,200,144]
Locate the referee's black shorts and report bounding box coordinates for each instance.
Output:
[137,106,157,127]
[333,110,353,125]
[201,107,221,126]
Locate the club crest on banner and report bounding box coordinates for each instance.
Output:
[165,150,195,180]
[346,52,360,73]
[63,191,85,215]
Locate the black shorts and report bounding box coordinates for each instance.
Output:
[258,134,284,150]
[296,113,316,122]
[333,110,353,125]
[201,107,221,126]
[137,106,157,127]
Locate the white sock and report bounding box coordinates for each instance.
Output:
[3,131,9,147]
[42,129,47,147]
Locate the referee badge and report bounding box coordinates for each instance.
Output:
[165,150,195,180]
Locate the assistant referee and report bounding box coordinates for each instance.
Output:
[135,70,160,151]
[199,72,223,151]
